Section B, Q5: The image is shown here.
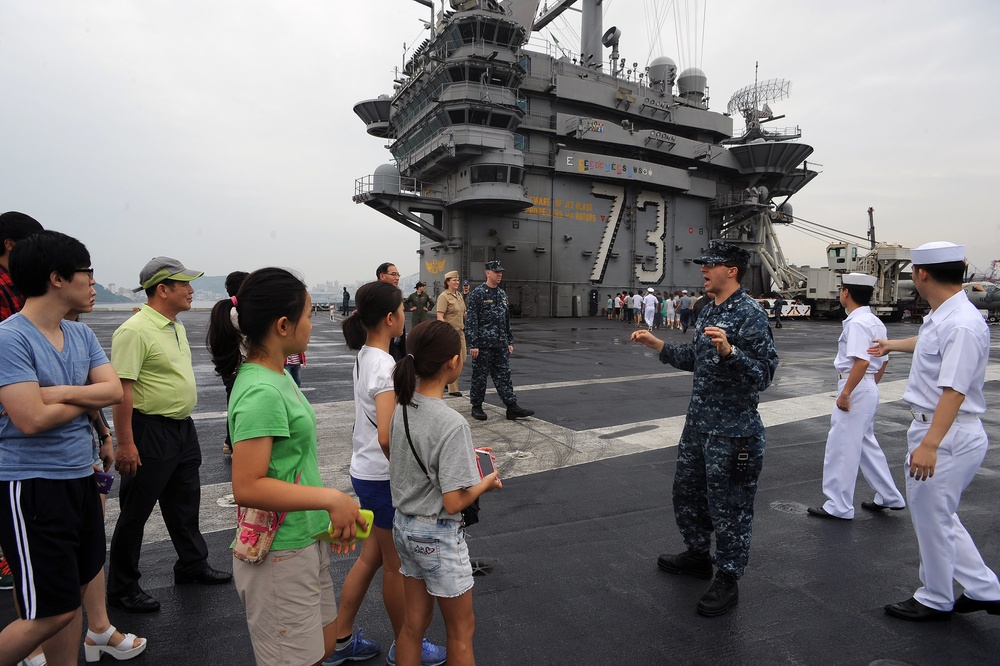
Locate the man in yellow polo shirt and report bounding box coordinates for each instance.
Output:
[106,257,231,614]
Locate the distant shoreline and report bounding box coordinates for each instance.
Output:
[92,301,220,312]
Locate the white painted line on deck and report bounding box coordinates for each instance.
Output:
[120,362,1000,546]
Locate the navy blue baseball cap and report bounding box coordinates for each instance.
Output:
[693,240,751,266]
[485,260,505,272]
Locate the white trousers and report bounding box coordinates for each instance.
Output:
[906,418,1000,610]
[821,377,904,518]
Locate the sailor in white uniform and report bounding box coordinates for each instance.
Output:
[807,273,905,520]
[870,241,1000,621]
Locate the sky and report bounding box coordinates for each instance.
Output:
[2,0,999,292]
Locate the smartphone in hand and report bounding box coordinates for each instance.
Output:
[312,509,374,544]
[95,471,115,494]
[475,449,496,478]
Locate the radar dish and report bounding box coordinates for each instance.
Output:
[726,78,791,124]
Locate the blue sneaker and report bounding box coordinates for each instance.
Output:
[385,638,446,666]
[323,629,381,665]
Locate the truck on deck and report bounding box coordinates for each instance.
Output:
[797,241,912,320]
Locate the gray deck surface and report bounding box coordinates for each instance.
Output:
[3,310,1000,665]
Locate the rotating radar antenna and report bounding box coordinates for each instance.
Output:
[727,77,791,130]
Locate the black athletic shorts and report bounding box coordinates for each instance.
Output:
[0,475,106,618]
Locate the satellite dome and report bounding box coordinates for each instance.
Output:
[372,163,401,196]
[647,56,677,87]
[677,67,707,101]
[776,201,793,223]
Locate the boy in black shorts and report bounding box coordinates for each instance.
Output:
[0,231,123,665]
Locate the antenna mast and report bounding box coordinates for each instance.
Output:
[867,207,876,250]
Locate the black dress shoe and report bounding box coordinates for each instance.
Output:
[885,597,952,622]
[953,593,1000,615]
[471,405,487,421]
[861,501,905,512]
[107,588,160,613]
[697,570,739,617]
[174,566,233,585]
[657,549,713,579]
[449,391,463,397]
[807,506,850,520]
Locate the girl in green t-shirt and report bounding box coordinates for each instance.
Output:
[207,267,367,666]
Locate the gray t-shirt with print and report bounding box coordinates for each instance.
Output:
[389,393,481,521]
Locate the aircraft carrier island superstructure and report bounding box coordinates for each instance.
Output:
[353,0,819,316]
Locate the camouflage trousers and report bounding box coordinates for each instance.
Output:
[470,346,517,407]
[673,423,766,578]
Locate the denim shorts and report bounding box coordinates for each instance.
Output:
[351,477,395,529]
[393,512,473,598]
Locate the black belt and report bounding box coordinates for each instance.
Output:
[133,409,191,424]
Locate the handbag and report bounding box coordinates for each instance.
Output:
[233,473,302,564]
[402,404,480,528]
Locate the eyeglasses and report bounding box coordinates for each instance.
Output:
[386,272,401,277]
[700,262,733,270]
[75,268,95,278]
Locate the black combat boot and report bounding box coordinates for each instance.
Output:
[505,403,535,420]
[657,549,713,579]
[471,405,487,421]
[696,570,739,617]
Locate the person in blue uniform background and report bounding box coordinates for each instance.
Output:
[465,261,534,422]
[631,239,778,618]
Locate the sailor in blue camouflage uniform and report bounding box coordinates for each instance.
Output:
[632,239,778,617]
[466,260,534,422]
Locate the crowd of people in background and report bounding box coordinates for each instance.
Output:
[606,288,707,333]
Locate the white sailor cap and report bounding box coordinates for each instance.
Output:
[841,272,877,287]
[647,287,655,293]
[911,241,965,265]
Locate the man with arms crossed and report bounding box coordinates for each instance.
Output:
[807,272,905,520]
[107,257,231,614]
[631,240,778,617]
[0,231,123,665]
[871,242,1000,621]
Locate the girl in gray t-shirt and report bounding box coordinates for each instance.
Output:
[388,320,502,665]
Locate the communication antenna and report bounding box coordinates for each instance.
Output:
[601,26,621,76]
[867,207,876,250]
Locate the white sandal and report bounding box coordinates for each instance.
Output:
[84,625,147,662]
[19,653,47,666]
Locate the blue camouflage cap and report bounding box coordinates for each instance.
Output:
[485,260,505,272]
[693,240,751,266]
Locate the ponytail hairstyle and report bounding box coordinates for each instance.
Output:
[341,280,403,350]
[207,267,308,378]
[393,320,461,406]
